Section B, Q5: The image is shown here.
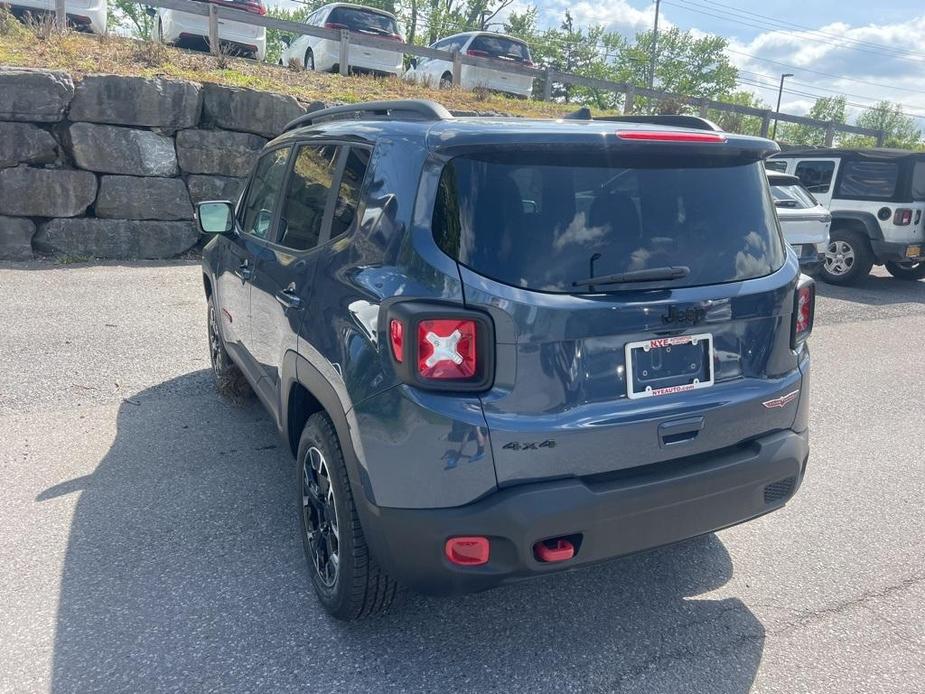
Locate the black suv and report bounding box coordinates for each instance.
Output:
[197,100,814,620]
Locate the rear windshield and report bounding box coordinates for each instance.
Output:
[433,152,785,292]
[771,183,817,209]
[468,35,531,62]
[327,7,398,35]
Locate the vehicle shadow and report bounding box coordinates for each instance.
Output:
[815,271,925,307]
[42,372,764,693]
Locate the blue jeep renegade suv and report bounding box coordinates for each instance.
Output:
[197,100,814,620]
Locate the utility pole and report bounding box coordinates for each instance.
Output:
[771,72,793,140]
[648,0,661,91]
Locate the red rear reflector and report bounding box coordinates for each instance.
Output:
[445,537,490,565]
[534,538,575,563]
[616,131,726,143]
[417,319,477,380]
[894,208,912,225]
[389,319,404,363]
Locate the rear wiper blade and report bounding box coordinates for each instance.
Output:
[572,266,690,288]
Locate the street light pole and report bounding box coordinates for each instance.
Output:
[648,0,661,91]
[771,72,794,140]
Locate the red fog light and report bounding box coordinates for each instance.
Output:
[445,536,490,566]
[417,319,477,380]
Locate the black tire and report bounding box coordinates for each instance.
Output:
[439,71,453,89]
[207,294,252,400]
[885,260,925,281]
[820,229,874,286]
[297,412,401,620]
[304,48,314,71]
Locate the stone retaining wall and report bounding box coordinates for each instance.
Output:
[0,68,324,260]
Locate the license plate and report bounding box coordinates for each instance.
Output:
[625,333,714,400]
[906,245,922,258]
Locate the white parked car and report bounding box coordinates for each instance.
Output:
[6,0,106,33]
[155,0,267,61]
[405,31,535,98]
[767,171,830,271]
[279,3,403,77]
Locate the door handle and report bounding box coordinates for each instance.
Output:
[658,416,704,448]
[275,283,302,310]
[236,259,252,281]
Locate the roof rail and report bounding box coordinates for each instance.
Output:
[563,108,723,132]
[285,99,453,131]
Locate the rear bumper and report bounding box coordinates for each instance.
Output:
[360,428,809,595]
[871,240,925,263]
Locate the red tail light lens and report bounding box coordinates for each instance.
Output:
[417,319,477,380]
[445,537,490,566]
[893,208,912,225]
[792,278,815,348]
[389,319,404,363]
[616,130,727,143]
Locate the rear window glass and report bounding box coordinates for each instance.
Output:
[836,160,899,199]
[433,153,784,292]
[771,183,817,209]
[765,160,788,172]
[468,35,531,62]
[327,7,398,35]
[911,161,925,200]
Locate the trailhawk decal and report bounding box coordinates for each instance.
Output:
[762,390,800,409]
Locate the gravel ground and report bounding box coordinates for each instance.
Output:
[0,260,923,694]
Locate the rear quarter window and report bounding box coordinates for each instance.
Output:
[835,160,899,199]
[433,152,785,293]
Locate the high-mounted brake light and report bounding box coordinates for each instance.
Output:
[324,21,348,30]
[417,319,477,380]
[791,277,815,349]
[616,130,727,143]
[466,49,490,58]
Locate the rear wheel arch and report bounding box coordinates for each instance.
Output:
[830,210,883,242]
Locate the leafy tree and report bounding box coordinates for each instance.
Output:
[841,101,922,150]
[776,95,846,146]
[108,0,155,39]
[265,5,315,65]
[706,90,768,136]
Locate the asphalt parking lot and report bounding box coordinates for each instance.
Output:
[1,261,923,693]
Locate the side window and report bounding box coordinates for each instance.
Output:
[239,147,290,239]
[836,160,899,199]
[794,160,835,194]
[331,147,371,238]
[912,161,925,201]
[765,160,788,173]
[277,144,339,251]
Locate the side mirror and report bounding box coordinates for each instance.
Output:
[197,201,234,234]
[144,5,156,16]
[280,34,291,47]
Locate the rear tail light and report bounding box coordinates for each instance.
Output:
[617,130,727,143]
[466,49,490,58]
[893,208,913,225]
[445,537,490,566]
[383,302,494,391]
[324,21,348,30]
[418,319,477,380]
[791,276,815,349]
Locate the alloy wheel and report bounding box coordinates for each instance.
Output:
[302,446,339,587]
[825,239,855,276]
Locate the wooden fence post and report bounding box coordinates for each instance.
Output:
[623,85,635,115]
[542,67,552,101]
[760,110,771,138]
[339,29,350,75]
[451,50,462,86]
[55,0,66,31]
[208,5,219,56]
[824,121,835,147]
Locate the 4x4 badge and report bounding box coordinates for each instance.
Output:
[762,390,799,409]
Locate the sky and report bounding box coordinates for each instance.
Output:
[272,0,925,125]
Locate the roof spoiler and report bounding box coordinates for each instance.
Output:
[564,108,723,132]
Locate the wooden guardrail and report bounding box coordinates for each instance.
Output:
[68,0,884,145]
